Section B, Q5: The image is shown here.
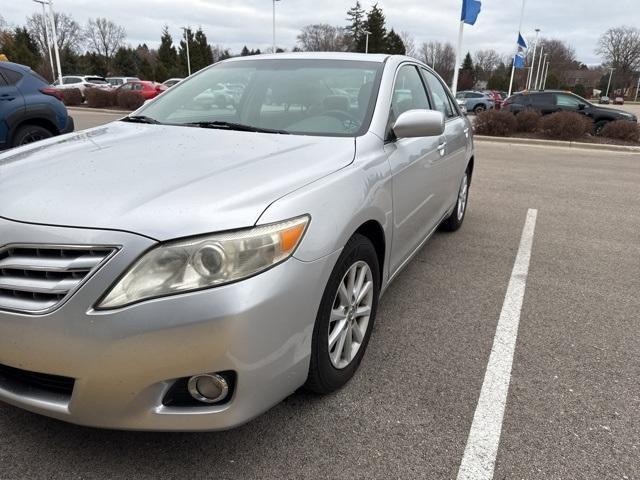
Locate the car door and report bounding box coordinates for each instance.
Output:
[384,64,448,274]
[422,68,469,218]
[0,67,25,149]
[530,93,557,115]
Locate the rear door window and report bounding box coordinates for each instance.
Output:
[1,68,23,85]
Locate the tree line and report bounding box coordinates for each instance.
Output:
[1,8,638,95]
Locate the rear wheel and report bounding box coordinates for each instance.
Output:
[305,234,380,394]
[440,169,470,232]
[473,104,486,114]
[11,124,54,147]
[594,120,608,135]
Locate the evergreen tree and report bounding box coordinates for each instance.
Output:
[241,46,250,56]
[385,29,405,55]
[4,27,41,68]
[345,1,365,52]
[179,27,212,74]
[358,4,387,54]
[156,26,179,80]
[113,47,137,75]
[458,51,475,90]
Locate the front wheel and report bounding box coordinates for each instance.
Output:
[440,169,470,232]
[11,124,53,147]
[473,104,486,114]
[305,234,380,394]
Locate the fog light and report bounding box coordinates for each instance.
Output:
[187,373,229,404]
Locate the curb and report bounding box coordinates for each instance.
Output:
[474,135,640,153]
[67,107,131,115]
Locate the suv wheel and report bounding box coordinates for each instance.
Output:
[305,234,380,394]
[12,125,54,147]
[473,104,486,114]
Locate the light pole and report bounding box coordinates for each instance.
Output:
[33,0,55,82]
[605,67,614,97]
[47,0,63,86]
[542,61,550,90]
[272,0,281,54]
[635,75,640,102]
[363,30,371,54]
[181,27,191,76]
[527,28,540,90]
[533,44,544,90]
[538,53,548,90]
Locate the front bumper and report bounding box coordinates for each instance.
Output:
[0,218,338,430]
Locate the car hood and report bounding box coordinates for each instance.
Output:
[594,105,636,118]
[0,122,355,240]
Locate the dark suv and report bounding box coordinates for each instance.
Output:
[502,90,637,133]
[0,61,74,150]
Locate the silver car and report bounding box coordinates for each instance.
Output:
[0,53,474,431]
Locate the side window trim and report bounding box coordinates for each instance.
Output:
[385,62,433,142]
[421,68,461,120]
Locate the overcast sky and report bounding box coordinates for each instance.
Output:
[2,0,635,64]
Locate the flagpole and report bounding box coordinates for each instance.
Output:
[533,44,544,90]
[507,0,527,97]
[527,28,540,90]
[451,20,464,95]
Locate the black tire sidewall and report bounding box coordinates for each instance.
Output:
[307,235,380,393]
[13,125,53,147]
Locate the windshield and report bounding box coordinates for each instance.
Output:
[87,77,108,84]
[139,59,384,137]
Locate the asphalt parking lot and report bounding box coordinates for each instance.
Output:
[1,115,638,479]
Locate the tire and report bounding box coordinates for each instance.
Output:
[11,124,54,148]
[305,234,380,394]
[594,120,608,135]
[440,168,471,232]
[473,104,486,114]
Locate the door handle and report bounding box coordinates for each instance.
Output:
[437,141,447,157]
[463,127,470,138]
[0,95,15,101]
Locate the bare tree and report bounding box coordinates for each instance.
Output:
[399,31,416,59]
[539,38,579,84]
[473,49,501,81]
[297,24,348,52]
[596,26,640,89]
[27,12,82,56]
[85,18,126,70]
[420,41,456,81]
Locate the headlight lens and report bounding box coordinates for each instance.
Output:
[97,215,309,309]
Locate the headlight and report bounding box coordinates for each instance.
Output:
[97,215,309,309]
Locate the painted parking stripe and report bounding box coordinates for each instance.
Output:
[457,208,538,480]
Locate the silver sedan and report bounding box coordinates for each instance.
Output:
[0,52,474,431]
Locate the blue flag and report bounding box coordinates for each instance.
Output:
[517,33,527,49]
[461,0,482,25]
[514,54,525,68]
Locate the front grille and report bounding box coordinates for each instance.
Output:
[0,245,116,314]
[0,363,75,398]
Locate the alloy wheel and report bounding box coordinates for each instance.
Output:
[457,174,469,221]
[328,261,374,369]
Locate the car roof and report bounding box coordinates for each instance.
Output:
[0,61,32,73]
[224,52,390,64]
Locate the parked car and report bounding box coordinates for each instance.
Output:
[162,78,184,88]
[0,61,73,150]
[107,76,140,87]
[483,90,503,110]
[502,90,637,133]
[456,90,495,114]
[599,96,610,104]
[0,53,474,431]
[613,96,624,105]
[116,80,167,100]
[52,75,111,99]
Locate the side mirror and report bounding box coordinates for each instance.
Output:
[578,103,586,110]
[393,110,445,138]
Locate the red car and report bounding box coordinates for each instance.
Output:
[484,90,503,110]
[117,80,167,100]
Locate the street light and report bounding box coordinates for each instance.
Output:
[363,30,372,54]
[181,27,191,76]
[33,0,55,82]
[605,67,614,97]
[527,28,540,90]
[542,61,550,90]
[272,0,281,54]
[534,44,545,90]
[635,75,640,103]
[47,0,63,86]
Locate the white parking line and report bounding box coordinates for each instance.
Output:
[457,208,538,480]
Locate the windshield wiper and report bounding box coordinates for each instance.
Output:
[182,121,289,135]
[121,115,162,124]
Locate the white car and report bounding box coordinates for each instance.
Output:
[106,76,140,87]
[162,78,184,88]
[52,75,112,99]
